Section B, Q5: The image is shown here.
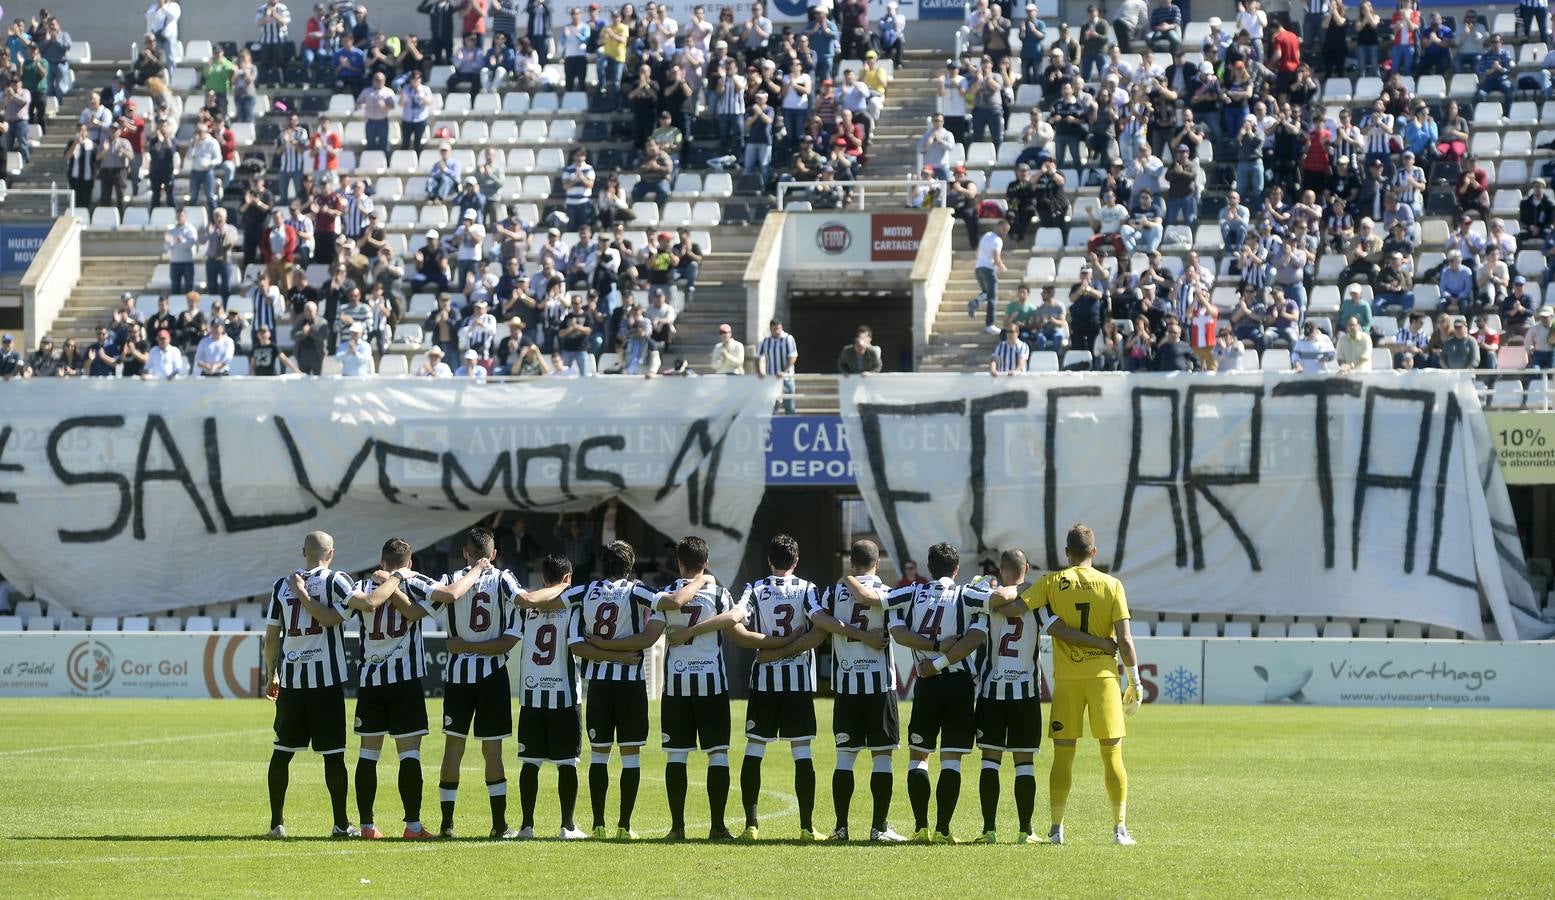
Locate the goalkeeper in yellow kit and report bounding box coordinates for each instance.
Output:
[998,523,1140,846]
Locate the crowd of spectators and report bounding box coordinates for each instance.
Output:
[923,0,1555,373]
[0,8,79,181]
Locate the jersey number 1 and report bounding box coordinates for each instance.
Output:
[286,597,324,638]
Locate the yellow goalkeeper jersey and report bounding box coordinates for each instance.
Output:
[1020,565,1129,681]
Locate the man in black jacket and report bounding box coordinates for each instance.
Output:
[418,0,458,64]
[1520,178,1555,245]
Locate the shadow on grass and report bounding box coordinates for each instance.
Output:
[7,835,946,847]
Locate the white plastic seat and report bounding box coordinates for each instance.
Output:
[1025,257,1056,283]
[388,149,419,174]
[1222,621,1253,638]
[672,174,702,198]
[122,616,151,632]
[1188,621,1219,638]
[378,354,409,375]
[490,120,520,144]
[441,94,471,116]
[0,615,20,632]
[561,91,589,113]
[473,92,502,115]
[153,616,182,632]
[1260,348,1292,371]
[1256,621,1287,638]
[518,120,549,143]
[217,617,248,632]
[689,201,722,227]
[1287,622,1319,638]
[530,93,559,114]
[327,93,355,115]
[1153,620,1184,638]
[1062,349,1092,370]
[519,174,552,199]
[59,616,87,631]
[462,121,490,144]
[965,141,997,167]
[1321,621,1354,638]
[1357,622,1389,638]
[549,119,577,143]
[25,615,55,631]
[702,172,733,199]
[631,202,661,227]
[502,92,532,114]
[355,150,388,175]
[533,148,565,173]
[1026,351,1060,372]
[90,616,118,632]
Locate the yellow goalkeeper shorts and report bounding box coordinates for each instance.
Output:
[1049,677,1125,741]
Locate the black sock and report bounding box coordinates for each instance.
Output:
[618,765,640,829]
[740,756,762,827]
[666,762,688,831]
[1014,772,1036,835]
[439,780,458,832]
[934,768,961,836]
[323,753,349,830]
[907,767,931,831]
[870,771,892,832]
[558,764,578,830]
[979,766,1000,834]
[519,763,539,830]
[398,757,422,825]
[267,750,293,830]
[707,763,729,832]
[832,770,854,831]
[589,761,608,829]
[795,759,815,832]
[487,779,508,832]
[356,756,378,826]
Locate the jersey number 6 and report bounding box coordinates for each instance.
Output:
[469,591,492,632]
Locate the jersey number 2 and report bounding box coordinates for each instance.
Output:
[998,616,1024,658]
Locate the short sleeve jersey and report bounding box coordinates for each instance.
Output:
[1020,565,1129,680]
[808,574,894,695]
[353,568,438,687]
[265,566,354,688]
[658,578,738,697]
[963,578,1055,700]
[741,574,818,692]
[433,565,523,684]
[518,606,581,708]
[885,576,987,675]
[563,578,663,682]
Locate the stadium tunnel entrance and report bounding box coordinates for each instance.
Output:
[786,289,916,373]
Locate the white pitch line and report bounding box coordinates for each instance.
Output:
[0,728,269,758]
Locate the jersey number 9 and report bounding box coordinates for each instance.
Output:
[532,623,557,665]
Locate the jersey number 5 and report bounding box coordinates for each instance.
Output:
[847,603,872,641]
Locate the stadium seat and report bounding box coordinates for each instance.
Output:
[25,615,55,631]
[234,602,264,628]
[228,356,251,376]
[1286,622,1319,638]
[1260,348,1292,371]
[1222,621,1253,638]
[122,616,151,632]
[379,355,410,375]
[1321,621,1353,638]
[1027,351,1060,373]
[661,201,693,227]
[1061,350,1092,371]
[13,600,42,624]
[1188,621,1219,638]
[217,617,247,632]
[1153,620,1184,637]
[59,616,87,631]
[1426,625,1459,640]
[1357,622,1388,638]
[0,615,20,632]
[1255,621,1286,638]
[185,615,215,631]
[690,202,722,227]
[90,616,118,632]
[153,617,183,632]
[1392,622,1424,639]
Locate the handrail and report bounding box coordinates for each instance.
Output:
[777,179,946,211]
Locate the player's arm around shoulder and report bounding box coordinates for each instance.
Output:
[514,571,571,611]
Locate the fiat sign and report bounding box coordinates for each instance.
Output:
[816,222,853,254]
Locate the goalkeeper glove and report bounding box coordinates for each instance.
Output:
[1122,666,1142,717]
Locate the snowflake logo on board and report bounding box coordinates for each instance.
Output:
[1163,666,1199,704]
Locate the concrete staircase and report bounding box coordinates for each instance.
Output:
[47,235,164,343]
[4,61,126,220]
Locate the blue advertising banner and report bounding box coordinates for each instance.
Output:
[0,224,51,275]
[766,415,857,485]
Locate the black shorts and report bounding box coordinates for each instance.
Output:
[274,683,347,754]
[442,670,513,741]
[907,670,976,753]
[974,695,1043,753]
[354,679,429,739]
[584,678,650,748]
[745,688,817,743]
[661,692,732,752]
[517,704,582,762]
[832,691,900,751]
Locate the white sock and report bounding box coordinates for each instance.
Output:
[708,751,729,768]
[487,781,507,797]
[941,759,961,774]
[1015,764,1035,777]
[666,750,689,765]
[398,750,420,763]
[621,755,640,770]
[835,750,858,771]
[909,759,929,774]
[872,755,892,774]
[745,742,767,760]
[359,748,381,762]
[982,759,1001,772]
[591,750,610,766]
[792,744,812,761]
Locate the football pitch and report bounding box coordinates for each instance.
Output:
[0,700,1550,897]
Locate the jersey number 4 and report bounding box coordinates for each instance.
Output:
[918,605,946,640]
[285,597,324,638]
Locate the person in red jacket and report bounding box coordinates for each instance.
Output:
[261,209,299,293]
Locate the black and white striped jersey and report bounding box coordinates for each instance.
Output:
[963,581,1055,701]
[885,577,987,676]
[659,578,737,697]
[265,566,353,689]
[808,574,895,695]
[353,569,438,687]
[518,606,581,709]
[742,575,818,692]
[563,579,662,682]
[433,566,523,684]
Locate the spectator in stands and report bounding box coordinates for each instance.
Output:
[1031,288,1069,354]
[1440,318,1479,370]
[710,323,745,374]
[158,207,198,296]
[934,61,967,145]
[969,219,1008,335]
[39,16,71,103]
[144,328,183,379]
[837,325,881,375]
[632,138,673,205]
[426,142,461,202]
[877,3,905,67]
[1291,319,1337,373]
[336,322,375,375]
[1125,188,1163,255]
[1335,317,1372,372]
[1521,180,1555,245]
[397,69,432,153]
[1474,34,1514,115]
[757,318,798,414]
[1503,278,1535,337]
[916,112,954,182]
[1476,246,1511,312]
[1336,284,1372,334]
[291,301,331,375]
[1528,307,1555,368]
[1438,252,1475,315]
[1151,318,1192,371]
[0,335,24,380]
[21,335,55,378]
[561,147,596,230]
[193,318,234,376]
[203,208,238,302]
[989,323,1028,374]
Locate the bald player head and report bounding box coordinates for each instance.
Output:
[303,530,336,565]
[998,548,1028,585]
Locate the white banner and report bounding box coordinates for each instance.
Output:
[840,373,1551,641]
[1202,639,1555,709]
[0,378,779,616]
[0,633,262,698]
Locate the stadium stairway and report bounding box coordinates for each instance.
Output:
[4,59,127,219]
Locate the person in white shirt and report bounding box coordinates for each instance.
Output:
[917,112,954,180]
[417,344,454,377]
[399,69,433,153]
[188,124,224,211]
[336,322,376,376]
[1291,320,1337,373]
[145,327,185,379]
[455,347,489,380]
[970,220,1008,334]
[453,207,486,289]
[710,322,745,374]
[459,298,499,357]
[194,319,235,376]
[357,71,396,155]
[146,0,181,64]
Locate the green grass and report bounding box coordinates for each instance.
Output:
[0,699,1551,897]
